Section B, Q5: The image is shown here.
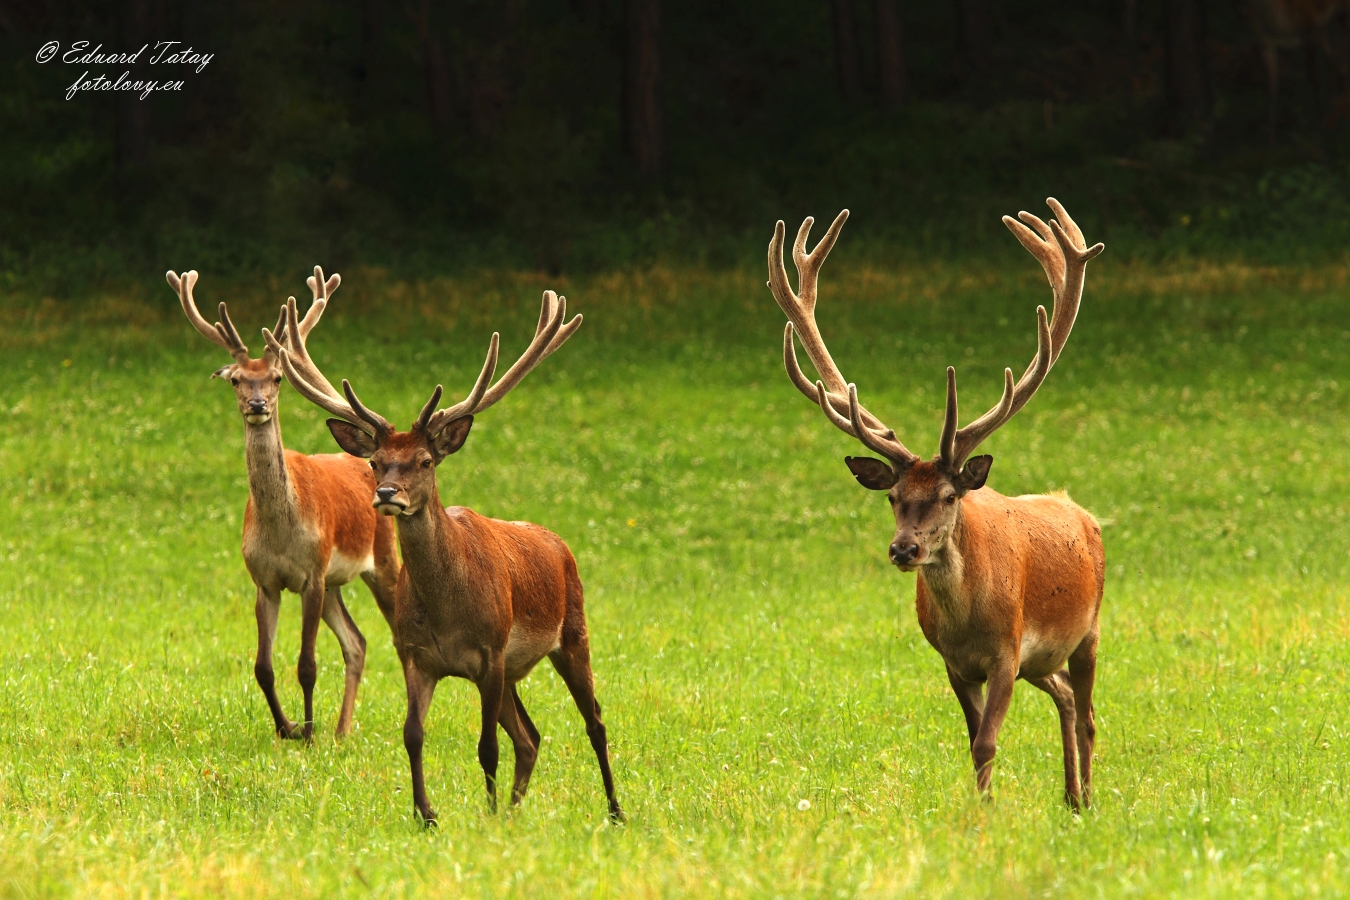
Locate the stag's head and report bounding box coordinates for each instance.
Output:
[766,199,1103,571]
[167,267,339,426]
[265,290,581,517]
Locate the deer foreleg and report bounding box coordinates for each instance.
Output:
[402,659,438,825]
[253,584,298,738]
[971,660,1017,796]
[296,580,325,741]
[945,662,985,747]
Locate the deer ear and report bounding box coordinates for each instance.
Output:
[845,456,899,491]
[431,415,473,460]
[210,365,234,380]
[327,419,379,458]
[957,455,993,492]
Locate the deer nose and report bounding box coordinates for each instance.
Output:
[375,486,399,503]
[890,542,919,565]
[248,399,267,412]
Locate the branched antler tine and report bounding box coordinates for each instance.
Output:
[341,379,392,435]
[791,209,849,311]
[216,302,249,358]
[847,384,916,465]
[767,220,796,314]
[766,213,851,398]
[814,380,858,434]
[783,324,821,402]
[415,385,445,432]
[168,270,248,361]
[939,367,959,467]
[298,265,338,338]
[1005,214,1066,299]
[950,367,1015,465]
[1046,197,1085,249]
[539,296,582,360]
[276,347,363,426]
[426,333,501,433]
[474,293,567,412]
[274,295,362,426]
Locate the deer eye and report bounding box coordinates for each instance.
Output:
[230,377,239,386]
[369,460,377,470]
[274,376,282,384]
[945,495,957,505]
[421,459,432,468]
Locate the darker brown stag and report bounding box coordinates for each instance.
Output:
[168,267,398,741]
[264,292,623,825]
[767,200,1106,809]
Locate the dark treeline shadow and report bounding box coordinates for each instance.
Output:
[5,0,1350,295]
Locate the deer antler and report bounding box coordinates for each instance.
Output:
[263,288,392,438]
[419,290,582,435]
[768,212,918,468]
[940,198,1104,470]
[167,270,250,364]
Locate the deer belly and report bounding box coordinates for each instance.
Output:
[325,549,373,586]
[504,621,562,681]
[1018,628,1075,679]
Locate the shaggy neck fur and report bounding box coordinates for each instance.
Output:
[243,414,297,527]
[916,499,972,622]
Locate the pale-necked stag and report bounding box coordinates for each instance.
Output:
[766,199,1105,809]
[168,267,398,741]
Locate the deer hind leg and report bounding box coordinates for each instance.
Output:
[321,586,367,738]
[945,662,985,748]
[549,637,624,822]
[970,660,1017,797]
[497,683,540,807]
[477,655,506,813]
[1068,629,1099,807]
[296,581,326,741]
[1027,669,1082,810]
[253,584,299,738]
[402,659,439,825]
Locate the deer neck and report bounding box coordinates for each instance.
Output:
[916,500,976,623]
[242,415,298,525]
[393,484,468,596]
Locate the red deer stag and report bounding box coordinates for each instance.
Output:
[766,200,1105,808]
[264,291,623,824]
[168,267,398,741]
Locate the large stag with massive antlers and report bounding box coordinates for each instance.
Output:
[766,200,1105,808]
[167,267,398,741]
[263,291,623,824]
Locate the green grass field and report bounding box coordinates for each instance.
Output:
[3,251,1350,897]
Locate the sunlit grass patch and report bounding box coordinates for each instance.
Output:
[1,256,1350,896]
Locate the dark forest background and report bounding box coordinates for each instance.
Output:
[5,0,1350,293]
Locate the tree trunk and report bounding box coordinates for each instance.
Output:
[873,0,907,107]
[409,0,454,130]
[959,0,990,73]
[1165,0,1209,133]
[115,0,150,170]
[359,0,382,82]
[830,0,863,105]
[623,0,663,176]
